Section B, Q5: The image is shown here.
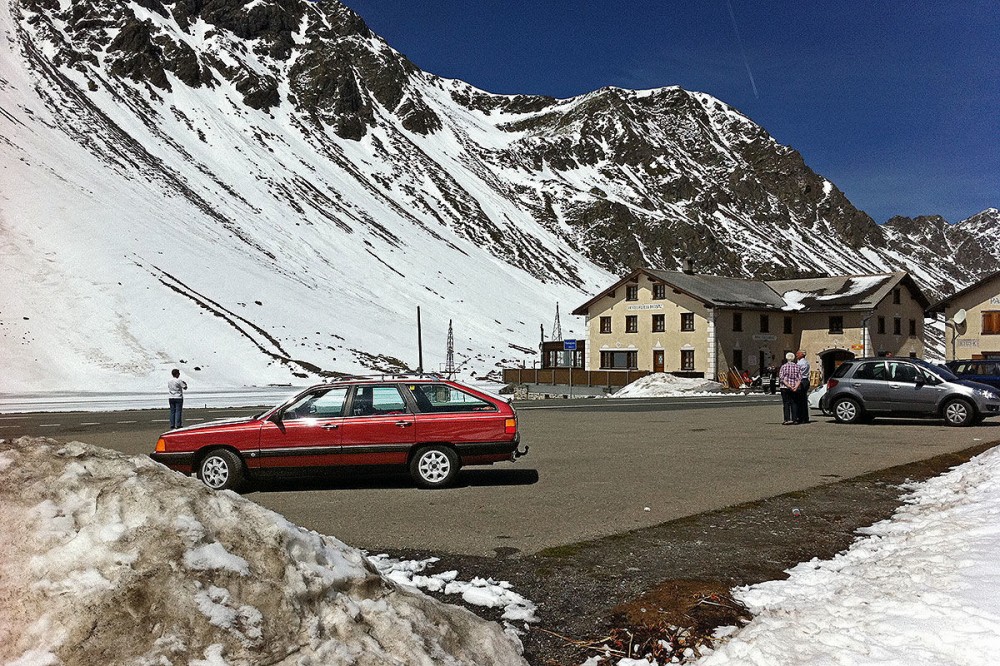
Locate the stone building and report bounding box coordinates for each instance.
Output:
[929,270,1000,361]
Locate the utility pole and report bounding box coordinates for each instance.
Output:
[416,306,423,374]
[552,302,563,341]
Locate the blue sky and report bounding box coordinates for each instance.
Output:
[347,0,999,224]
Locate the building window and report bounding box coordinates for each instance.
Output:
[626,285,639,301]
[909,319,917,336]
[681,349,695,371]
[600,316,611,334]
[626,315,638,333]
[601,350,638,369]
[652,314,665,332]
[893,317,901,335]
[893,288,901,304]
[984,312,1000,335]
[829,316,844,334]
[732,349,743,370]
[733,312,743,332]
[760,314,769,333]
[877,316,886,334]
[653,283,666,300]
[783,316,792,335]
[681,312,695,332]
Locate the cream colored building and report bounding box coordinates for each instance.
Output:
[929,270,1000,361]
[572,267,929,382]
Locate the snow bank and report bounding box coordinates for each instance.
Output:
[700,446,1000,665]
[613,373,724,398]
[0,437,527,666]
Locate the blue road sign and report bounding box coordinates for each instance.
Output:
[563,339,577,350]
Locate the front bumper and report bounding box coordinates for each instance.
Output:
[149,451,195,473]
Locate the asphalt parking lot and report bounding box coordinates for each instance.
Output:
[5,396,996,556]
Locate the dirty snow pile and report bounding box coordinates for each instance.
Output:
[700,446,1000,665]
[613,373,724,398]
[0,437,527,666]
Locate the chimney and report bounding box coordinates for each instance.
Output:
[682,257,695,274]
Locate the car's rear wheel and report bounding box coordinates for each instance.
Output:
[832,397,863,424]
[198,448,246,491]
[410,445,459,489]
[943,399,975,427]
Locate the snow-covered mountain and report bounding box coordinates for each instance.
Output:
[0,0,996,392]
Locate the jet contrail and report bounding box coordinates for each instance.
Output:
[726,0,760,98]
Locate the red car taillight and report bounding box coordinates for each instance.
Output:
[505,417,517,435]
[826,379,839,390]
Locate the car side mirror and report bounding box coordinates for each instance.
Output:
[268,411,286,433]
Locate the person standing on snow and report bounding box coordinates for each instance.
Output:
[168,368,188,429]
[795,351,811,424]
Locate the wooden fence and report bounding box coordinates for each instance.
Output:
[502,367,651,389]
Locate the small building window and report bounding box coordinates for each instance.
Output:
[893,317,901,335]
[681,349,695,371]
[984,312,1000,335]
[783,316,792,335]
[829,316,844,334]
[601,350,638,369]
[626,285,639,301]
[652,314,665,332]
[681,312,695,332]
[893,288,901,304]
[877,316,886,334]
[733,312,743,332]
[760,314,769,333]
[626,315,638,333]
[909,319,917,336]
[653,283,666,300]
[600,316,612,334]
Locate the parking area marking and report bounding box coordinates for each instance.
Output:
[38,424,61,427]
[116,420,136,424]
[79,422,101,426]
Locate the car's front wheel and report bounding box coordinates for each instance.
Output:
[943,399,975,427]
[832,397,863,424]
[410,445,459,489]
[198,448,246,491]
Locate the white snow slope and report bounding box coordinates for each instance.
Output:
[0,0,612,393]
[700,445,1000,665]
[0,437,528,665]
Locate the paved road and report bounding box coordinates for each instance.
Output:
[4,397,998,556]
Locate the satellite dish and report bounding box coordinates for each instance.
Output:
[954,309,967,325]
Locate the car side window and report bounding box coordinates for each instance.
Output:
[888,362,918,383]
[283,388,348,420]
[919,368,943,385]
[351,385,409,416]
[407,384,497,413]
[854,361,887,381]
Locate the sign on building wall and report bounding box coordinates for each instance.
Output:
[958,339,980,348]
[625,304,665,311]
[991,296,1000,305]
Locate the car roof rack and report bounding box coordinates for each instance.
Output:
[323,372,447,383]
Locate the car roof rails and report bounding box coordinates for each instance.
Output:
[323,372,447,383]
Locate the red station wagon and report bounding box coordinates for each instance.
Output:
[151,376,527,490]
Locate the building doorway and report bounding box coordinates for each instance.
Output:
[820,348,855,380]
[653,350,665,373]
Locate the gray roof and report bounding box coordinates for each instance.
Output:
[645,269,786,308]
[765,273,904,311]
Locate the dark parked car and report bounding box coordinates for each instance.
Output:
[152,376,527,490]
[820,358,1000,426]
[945,360,1000,391]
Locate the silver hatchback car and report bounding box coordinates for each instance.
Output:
[821,358,1000,427]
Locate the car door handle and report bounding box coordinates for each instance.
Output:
[395,421,412,428]
[889,384,901,389]
[322,424,339,430]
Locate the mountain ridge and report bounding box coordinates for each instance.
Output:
[0,0,995,392]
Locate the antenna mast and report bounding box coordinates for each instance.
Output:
[552,302,563,341]
[445,319,455,379]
